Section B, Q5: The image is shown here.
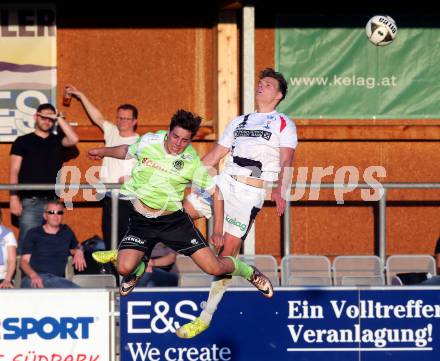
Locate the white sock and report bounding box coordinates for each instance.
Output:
[199,277,232,325]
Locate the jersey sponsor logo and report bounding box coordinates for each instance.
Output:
[237,122,247,129]
[142,158,179,175]
[142,158,169,173]
[173,160,184,170]
[234,129,272,141]
[225,215,246,232]
[264,119,272,129]
[180,153,193,160]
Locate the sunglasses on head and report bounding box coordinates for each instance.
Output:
[46,210,64,215]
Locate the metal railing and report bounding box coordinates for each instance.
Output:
[2,182,440,265]
[283,182,440,264]
[1,183,123,250]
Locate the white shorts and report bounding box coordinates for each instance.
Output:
[186,173,266,240]
[186,190,213,220]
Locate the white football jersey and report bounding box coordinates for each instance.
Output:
[219,111,297,181]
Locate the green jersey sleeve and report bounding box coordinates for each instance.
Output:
[127,137,141,159]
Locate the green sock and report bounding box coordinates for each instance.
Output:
[225,256,253,280]
[134,261,146,277]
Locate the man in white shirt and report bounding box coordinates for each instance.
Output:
[66,85,139,250]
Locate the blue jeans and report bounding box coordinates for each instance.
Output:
[18,198,46,253]
[137,268,178,287]
[21,273,80,288]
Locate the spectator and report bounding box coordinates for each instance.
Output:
[20,200,86,288]
[0,209,17,288]
[65,85,139,250]
[9,103,79,252]
[137,243,178,287]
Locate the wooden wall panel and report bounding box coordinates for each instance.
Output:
[255,27,274,80]
[255,141,440,260]
[217,11,239,134]
[57,27,215,128]
[0,144,11,185]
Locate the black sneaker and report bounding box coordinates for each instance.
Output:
[119,263,146,296]
[248,265,274,298]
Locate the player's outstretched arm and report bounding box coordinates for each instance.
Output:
[88,144,130,160]
[271,147,295,216]
[209,185,224,249]
[202,144,229,169]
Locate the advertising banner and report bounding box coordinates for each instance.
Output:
[0,290,110,361]
[275,16,440,119]
[120,287,440,361]
[0,4,56,142]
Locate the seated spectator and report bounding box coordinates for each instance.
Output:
[0,209,17,288]
[137,243,178,287]
[20,200,86,288]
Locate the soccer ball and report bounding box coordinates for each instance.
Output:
[365,15,397,46]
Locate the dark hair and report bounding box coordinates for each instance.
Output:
[169,109,202,139]
[260,67,288,102]
[36,103,56,113]
[117,103,138,120]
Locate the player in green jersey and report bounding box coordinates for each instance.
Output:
[88,109,274,299]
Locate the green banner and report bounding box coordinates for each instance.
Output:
[276,18,440,119]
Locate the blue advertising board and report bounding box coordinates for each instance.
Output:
[120,287,440,361]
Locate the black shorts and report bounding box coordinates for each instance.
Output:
[118,210,209,259]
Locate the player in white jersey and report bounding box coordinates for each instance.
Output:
[177,68,298,338]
